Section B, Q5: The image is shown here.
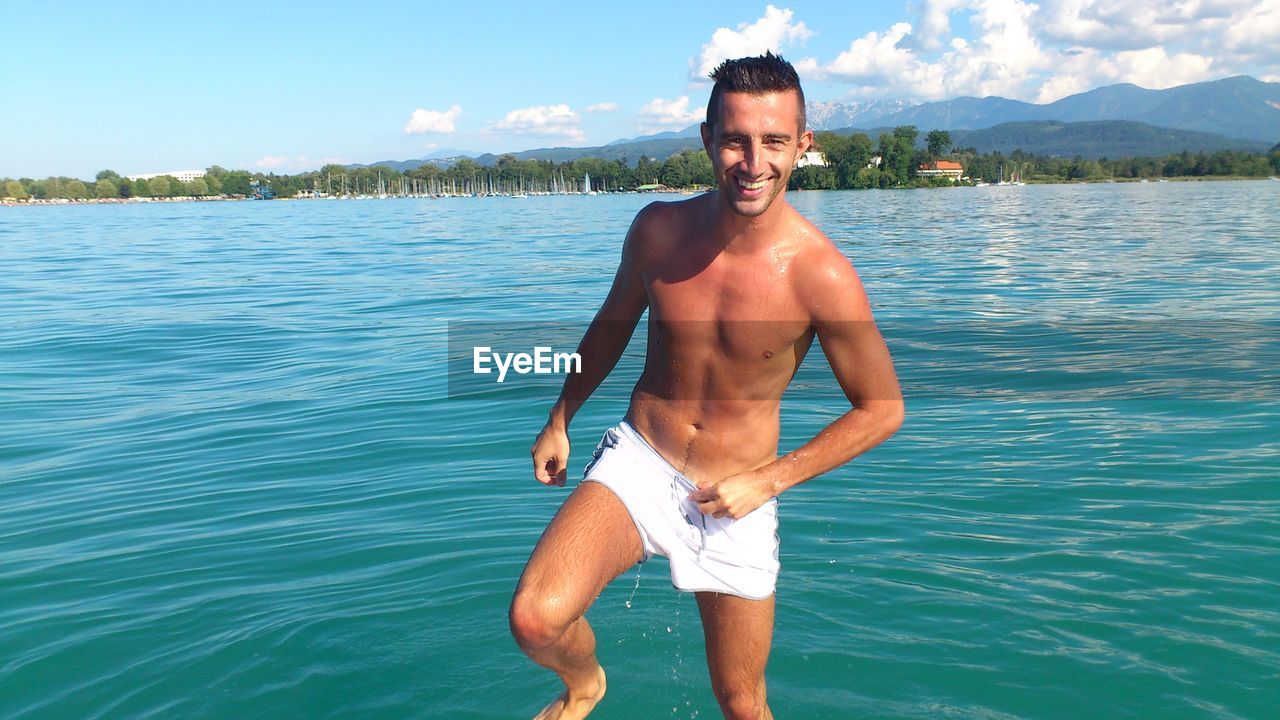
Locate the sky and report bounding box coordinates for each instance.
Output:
[3,0,1277,179]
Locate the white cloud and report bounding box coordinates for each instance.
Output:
[961,0,1047,95]
[1221,0,1280,60]
[1109,46,1217,88]
[821,0,1052,101]
[586,102,620,113]
[701,5,1043,101]
[1033,0,1253,51]
[404,105,462,134]
[799,0,1275,105]
[792,56,823,81]
[1019,0,1265,99]
[493,104,584,141]
[637,96,705,132]
[826,22,932,89]
[661,1,1277,127]
[913,0,970,51]
[692,5,814,81]
[254,155,290,169]
[1033,45,1217,102]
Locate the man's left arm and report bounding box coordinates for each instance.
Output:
[693,248,904,519]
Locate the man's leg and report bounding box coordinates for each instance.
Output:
[510,481,644,720]
[696,591,776,720]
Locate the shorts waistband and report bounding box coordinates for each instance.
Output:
[616,420,690,486]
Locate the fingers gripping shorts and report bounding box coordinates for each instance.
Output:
[582,420,780,600]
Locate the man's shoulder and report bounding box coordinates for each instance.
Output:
[633,194,706,225]
[786,208,850,274]
[786,211,867,313]
[627,195,707,246]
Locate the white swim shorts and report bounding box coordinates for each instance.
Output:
[582,420,780,600]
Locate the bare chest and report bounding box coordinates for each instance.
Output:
[644,251,811,358]
[647,251,803,321]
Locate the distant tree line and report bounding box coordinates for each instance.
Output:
[299,152,717,197]
[5,128,1279,201]
[1,167,256,201]
[1,154,713,201]
[790,128,1280,190]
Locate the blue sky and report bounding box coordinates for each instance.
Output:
[3,1,1277,179]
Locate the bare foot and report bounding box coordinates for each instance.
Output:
[532,665,607,720]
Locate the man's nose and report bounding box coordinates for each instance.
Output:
[741,141,765,176]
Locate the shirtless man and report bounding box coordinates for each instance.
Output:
[509,53,904,720]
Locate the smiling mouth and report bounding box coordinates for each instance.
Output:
[736,178,768,191]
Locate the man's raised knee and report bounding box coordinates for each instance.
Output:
[508,593,571,651]
[715,686,769,720]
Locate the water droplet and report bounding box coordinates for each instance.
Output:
[624,565,642,609]
[666,626,672,632]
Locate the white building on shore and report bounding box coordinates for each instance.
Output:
[795,150,827,168]
[916,160,965,181]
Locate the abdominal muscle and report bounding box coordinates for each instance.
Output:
[625,375,787,485]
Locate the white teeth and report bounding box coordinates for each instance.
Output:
[737,178,766,190]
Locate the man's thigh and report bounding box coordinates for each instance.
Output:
[513,481,645,623]
[697,591,775,698]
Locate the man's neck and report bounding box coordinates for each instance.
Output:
[709,191,790,252]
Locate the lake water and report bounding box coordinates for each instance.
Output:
[1,182,1277,719]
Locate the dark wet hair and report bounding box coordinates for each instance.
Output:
[706,51,806,132]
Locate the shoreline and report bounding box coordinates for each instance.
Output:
[0,195,245,208]
[1,189,688,207]
[2,175,1275,208]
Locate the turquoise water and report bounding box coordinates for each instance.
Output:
[1,183,1277,719]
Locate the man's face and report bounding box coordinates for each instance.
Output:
[701,89,812,218]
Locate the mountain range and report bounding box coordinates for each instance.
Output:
[806,98,916,130]
[941,120,1269,158]
[854,75,1279,143]
[353,75,1279,171]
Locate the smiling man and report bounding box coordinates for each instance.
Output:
[509,53,904,720]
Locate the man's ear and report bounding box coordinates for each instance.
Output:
[798,129,814,154]
[700,122,713,151]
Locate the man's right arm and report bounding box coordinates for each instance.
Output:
[532,206,654,485]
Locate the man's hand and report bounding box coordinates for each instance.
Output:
[531,424,570,487]
[690,469,778,520]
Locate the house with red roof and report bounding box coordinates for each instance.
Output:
[917,160,965,181]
